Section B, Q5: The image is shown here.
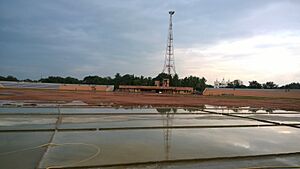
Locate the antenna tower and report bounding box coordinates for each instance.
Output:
[162,11,176,75]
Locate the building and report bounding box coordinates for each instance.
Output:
[214,78,244,88]
[118,79,193,94]
[214,78,230,88]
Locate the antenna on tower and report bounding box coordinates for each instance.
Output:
[162,11,176,75]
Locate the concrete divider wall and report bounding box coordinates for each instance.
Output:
[0,81,60,89]
[203,88,300,98]
[0,81,114,92]
[59,84,113,91]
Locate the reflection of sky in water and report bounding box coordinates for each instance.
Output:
[1,107,300,168]
[61,108,205,114]
[0,117,56,126]
[206,109,300,114]
[238,114,300,124]
[0,132,53,169]
[39,127,300,167]
[0,107,58,114]
[58,114,268,129]
[102,154,300,169]
[1,107,298,114]
[0,107,205,114]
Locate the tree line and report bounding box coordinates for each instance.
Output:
[1,74,299,91]
[226,80,300,89]
[0,73,207,92]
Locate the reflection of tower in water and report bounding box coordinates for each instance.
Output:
[157,108,176,160]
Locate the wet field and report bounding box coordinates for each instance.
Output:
[0,107,300,169]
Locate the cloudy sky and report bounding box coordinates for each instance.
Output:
[0,0,299,85]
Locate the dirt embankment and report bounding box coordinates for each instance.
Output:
[0,88,300,110]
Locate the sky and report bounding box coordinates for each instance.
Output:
[0,0,299,85]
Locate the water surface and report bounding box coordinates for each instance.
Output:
[0,132,52,169]
[40,127,300,167]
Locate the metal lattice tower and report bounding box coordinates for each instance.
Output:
[162,11,176,75]
[162,112,174,160]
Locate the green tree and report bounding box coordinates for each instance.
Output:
[171,74,180,86]
[39,76,65,83]
[227,79,245,88]
[248,81,262,89]
[0,75,18,81]
[205,84,214,88]
[281,82,300,89]
[114,73,121,88]
[180,76,206,92]
[153,73,171,82]
[64,77,80,84]
[262,81,278,89]
[82,76,105,84]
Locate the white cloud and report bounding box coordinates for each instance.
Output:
[1,0,300,82]
[176,31,300,85]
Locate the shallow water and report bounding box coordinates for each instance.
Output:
[59,114,268,129]
[0,114,269,130]
[0,107,300,169]
[0,107,59,114]
[60,107,204,114]
[0,107,206,114]
[1,106,298,114]
[238,113,300,124]
[0,132,52,169]
[205,108,300,114]
[102,155,300,169]
[40,127,300,167]
[0,115,57,130]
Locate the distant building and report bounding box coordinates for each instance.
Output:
[214,78,230,88]
[214,78,243,88]
[119,79,194,94]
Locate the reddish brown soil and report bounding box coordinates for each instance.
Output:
[0,88,300,110]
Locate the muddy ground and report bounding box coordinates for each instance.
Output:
[0,88,300,110]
